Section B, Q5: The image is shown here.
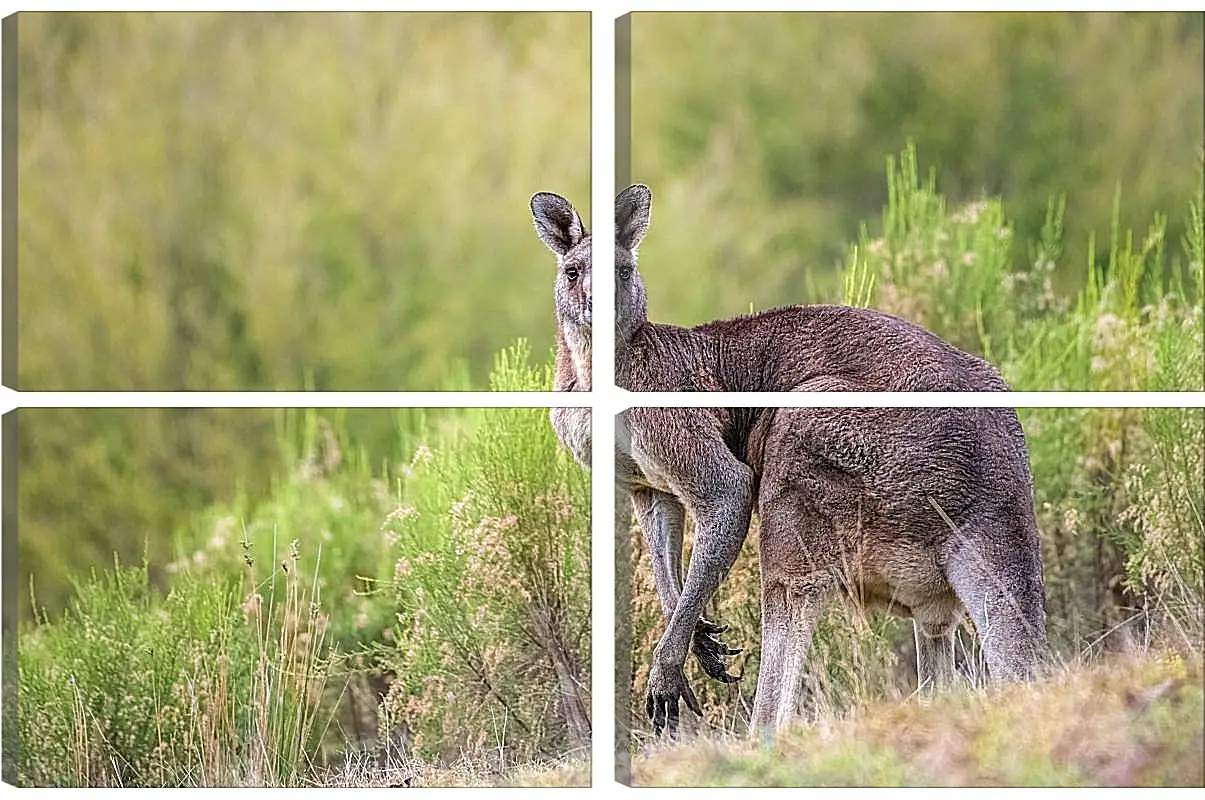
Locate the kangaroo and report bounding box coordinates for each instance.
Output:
[531,192,592,470]
[532,186,1049,738]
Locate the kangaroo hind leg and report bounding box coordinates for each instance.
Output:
[911,599,962,693]
[749,578,832,737]
[940,514,1050,683]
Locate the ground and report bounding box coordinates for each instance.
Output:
[629,652,1204,787]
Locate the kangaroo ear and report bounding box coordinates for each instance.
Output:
[531,192,586,257]
[615,184,651,251]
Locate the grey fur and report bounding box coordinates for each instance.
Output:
[531,191,592,468]
[531,186,1050,739]
[750,407,1049,732]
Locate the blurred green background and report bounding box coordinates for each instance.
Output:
[15,407,408,625]
[13,11,588,622]
[14,11,1205,626]
[630,11,1203,323]
[16,11,590,391]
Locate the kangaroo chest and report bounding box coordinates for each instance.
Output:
[550,407,592,470]
[615,412,678,495]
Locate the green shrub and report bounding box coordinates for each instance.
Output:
[378,342,591,767]
[18,342,591,784]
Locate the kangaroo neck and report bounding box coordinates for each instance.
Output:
[555,324,592,391]
[617,321,724,391]
[615,319,655,388]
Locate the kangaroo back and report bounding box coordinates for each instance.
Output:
[613,184,1009,397]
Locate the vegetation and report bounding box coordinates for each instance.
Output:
[17,349,592,786]
[376,345,591,767]
[14,10,1204,788]
[632,12,1203,327]
[17,12,589,392]
[19,552,330,786]
[14,9,588,623]
[17,11,1202,624]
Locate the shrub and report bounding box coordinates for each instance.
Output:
[378,342,592,767]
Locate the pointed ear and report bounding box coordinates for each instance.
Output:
[531,192,586,256]
[615,184,651,251]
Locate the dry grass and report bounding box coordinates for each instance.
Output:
[631,651,1203,787]
[319,752,590,787]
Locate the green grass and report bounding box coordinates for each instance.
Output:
[840,143,1204,392]
[632,653,1204,787]
[18,548,331,786]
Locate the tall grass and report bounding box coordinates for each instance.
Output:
[842,143,1204,392]
[18,542,332,786]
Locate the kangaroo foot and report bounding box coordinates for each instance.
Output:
[645,661,701,739]
[692,618,742,683]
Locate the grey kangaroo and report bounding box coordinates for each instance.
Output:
[531,186,1049,738]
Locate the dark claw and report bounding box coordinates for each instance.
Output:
[682,681,701,716]
[696,618,727,636]
[648,692,675,739]
[646,664,703,740]
[648,695,683,740]
[691,618,743,683]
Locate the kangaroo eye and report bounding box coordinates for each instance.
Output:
[618,267,633,280]
[564,266,579,281]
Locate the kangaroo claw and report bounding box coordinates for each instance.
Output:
[692,618,743,683]
[646,662,701,739]
[696,618,728,636]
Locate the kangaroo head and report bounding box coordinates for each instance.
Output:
[615,184,651,347]
[531,192,592,335]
